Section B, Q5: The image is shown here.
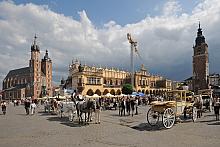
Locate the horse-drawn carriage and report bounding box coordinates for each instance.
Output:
[147,90,198,129]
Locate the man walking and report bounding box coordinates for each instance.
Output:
[130,98,135,117]
[120,98,125,116]
[1,101,7,115]
[95,99,101,124]
[126,98,131,115]
[135,97,138,115]
[24,99,30,115]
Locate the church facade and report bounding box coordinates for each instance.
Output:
[2,35,52,100]
[192,23,209,94]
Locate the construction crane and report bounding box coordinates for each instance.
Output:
[127,33,138,89]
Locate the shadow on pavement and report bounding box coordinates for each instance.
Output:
[38,111,57,116]
[16,114,28,116]
[208,121,220,125]
[46,116,89,127]
[198,119,217,123]
[109,113,122,117]
[130,122,166,131]
[204,114,215,117]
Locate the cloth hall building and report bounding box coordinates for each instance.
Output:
[64,60,172,96]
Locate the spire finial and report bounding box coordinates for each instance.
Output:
[34,34,37,45]
[199,21,200,29]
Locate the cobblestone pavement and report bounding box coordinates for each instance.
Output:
[0,104,220,147]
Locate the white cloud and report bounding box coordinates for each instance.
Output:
[0,0,220,89]
[162,0,182,16]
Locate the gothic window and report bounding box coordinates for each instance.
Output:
[110,80,113,85]
[97,78,101,84]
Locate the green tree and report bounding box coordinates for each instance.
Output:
[122,84,133,95]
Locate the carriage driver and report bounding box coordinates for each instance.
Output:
[71,91,84,102]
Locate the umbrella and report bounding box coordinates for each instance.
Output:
[105,93,113,97]
[131,92,145,97]
[85,94,101,98]
[137,92,145,97]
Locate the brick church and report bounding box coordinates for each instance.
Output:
[2,35,52,100]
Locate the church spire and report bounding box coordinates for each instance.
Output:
[42,50,51,62]
[195,22,205,47]
[31,34,40,52]
[34,34,37,46]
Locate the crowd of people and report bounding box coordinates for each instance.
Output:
[24,99,37,115]
[1,94,220,124]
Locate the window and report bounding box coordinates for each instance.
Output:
[97,78,101,84]
[87,77,101,85]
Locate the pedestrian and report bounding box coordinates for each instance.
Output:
[213,96,220,121]
[113,99,117,110]
[130,98,135,117]
[118,99,122,116]
[1,101,7,115]
[95,99,101,124]
[30,101,37,115]
[14,100,17,107]
[135,97,138,115]
[24,99,30,115]
[126,98,131,115]
[120,98,125,116]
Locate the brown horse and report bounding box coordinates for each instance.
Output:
[74,99,95,124]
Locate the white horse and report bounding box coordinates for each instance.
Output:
[58,101,77,122]
[194,95,203,118]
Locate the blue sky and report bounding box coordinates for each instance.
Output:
[13,0,199,26]
[0,0,220,88]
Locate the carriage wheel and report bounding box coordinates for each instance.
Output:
[192,107,197,122]
[162,108,175,129]
[147,108,160,126]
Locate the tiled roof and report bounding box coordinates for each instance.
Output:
[6,67,30,78]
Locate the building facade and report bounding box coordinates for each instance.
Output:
[64,60,172,96]
[209,73,220,86]
[192,23,209,94]
[2,35,52,100]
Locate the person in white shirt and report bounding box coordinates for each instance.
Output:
[30,101,37,115]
